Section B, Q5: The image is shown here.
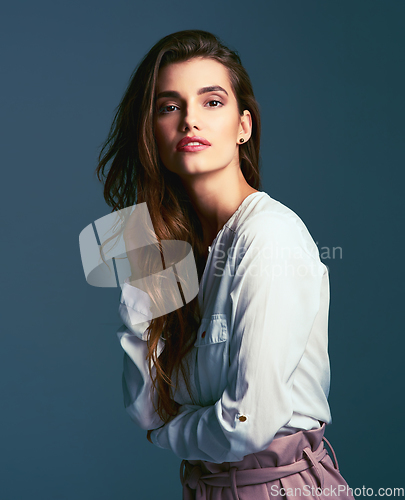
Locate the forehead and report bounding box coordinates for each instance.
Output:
[156,57,232,92]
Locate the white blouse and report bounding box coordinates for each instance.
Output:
[116,191,332,464]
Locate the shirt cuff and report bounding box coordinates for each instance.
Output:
[150,427,163,448]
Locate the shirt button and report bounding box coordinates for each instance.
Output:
[238,415,247,422]
[201,331,206,338]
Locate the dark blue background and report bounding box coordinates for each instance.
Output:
[2,1,404,498]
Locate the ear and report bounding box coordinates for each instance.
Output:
[238,110,252,144]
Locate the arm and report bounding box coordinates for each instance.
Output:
[116,279,166,430]
[150,214,326,463]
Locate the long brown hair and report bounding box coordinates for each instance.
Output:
[95,30,262,428]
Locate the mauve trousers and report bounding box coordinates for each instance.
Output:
[180,423,354,500]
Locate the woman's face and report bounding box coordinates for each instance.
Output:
[153,57,251,180]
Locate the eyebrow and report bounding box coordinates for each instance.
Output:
[155,85,229,101]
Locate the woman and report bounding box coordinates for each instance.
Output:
[96,30,354,500]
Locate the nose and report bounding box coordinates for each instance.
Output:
[180,103,201,132]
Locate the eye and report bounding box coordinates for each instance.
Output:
[206,100,223,108]
[157,104,179,115]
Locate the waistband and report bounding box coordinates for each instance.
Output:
[180,423,339,500]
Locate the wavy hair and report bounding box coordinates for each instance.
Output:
[95,29,262,435]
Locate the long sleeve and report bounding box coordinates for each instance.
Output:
[150,213,326,463]
[116,279,166,430]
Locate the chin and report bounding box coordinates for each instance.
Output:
[172,161,211,175]
[186,165,221,176]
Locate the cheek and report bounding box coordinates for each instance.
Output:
[153,125,167,152]
[216,112,240,138]
[154,121,173,147]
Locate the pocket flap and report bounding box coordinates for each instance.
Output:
[194,314,228,347]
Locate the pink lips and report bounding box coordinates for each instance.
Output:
[176,136,211,152]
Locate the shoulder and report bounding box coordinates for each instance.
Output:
[231,192,321,263]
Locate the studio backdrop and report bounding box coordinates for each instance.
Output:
[1,1,404,499]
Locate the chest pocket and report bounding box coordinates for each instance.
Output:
[193,314,229,403]
[194,314,228,347]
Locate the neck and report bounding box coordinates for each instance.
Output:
[180,168,258,248]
